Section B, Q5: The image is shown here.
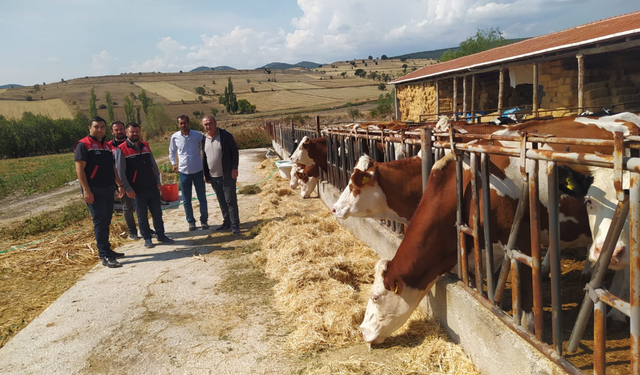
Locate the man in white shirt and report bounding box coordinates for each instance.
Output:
[169,115,209,231]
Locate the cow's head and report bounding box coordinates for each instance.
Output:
[290,136,313,165]
[360,259,427,344]
[560,166,629,270]
[289,163,303,189]
[299,175,318,199]
[332,155,392,221]
[584,168,630,270]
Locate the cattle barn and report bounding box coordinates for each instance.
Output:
[391,11,640,123]
[265,11,640,375]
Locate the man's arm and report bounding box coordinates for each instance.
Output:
[150,154,162,188]
[229,133,240,180]
[75,161,94,204]
[115,148,135,198]
[168,134,178,172]
[202,136,211,183]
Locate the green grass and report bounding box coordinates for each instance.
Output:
[3,201,90,239]
[0,139,170,199]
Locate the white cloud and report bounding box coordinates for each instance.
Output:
[92,50,117,76]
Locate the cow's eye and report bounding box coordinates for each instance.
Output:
[584,197,593,210]
[371,295,379,302]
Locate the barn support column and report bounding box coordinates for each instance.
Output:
[532,63,539,117]
[498,68,505,115]
[394,84,400,120]
[577,54,585,113]
[435,80,440,117]
[471,75,476,122]
[463,76,468,118]
[422,82,426,116]
[453,76,458,120]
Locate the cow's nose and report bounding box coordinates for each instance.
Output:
[332,208,336,213]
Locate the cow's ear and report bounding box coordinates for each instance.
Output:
[352,169,375,187]
[375,259,389,276]
[558,166,593,197]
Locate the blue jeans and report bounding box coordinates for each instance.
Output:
[210,177,239,229]
[179,170,208,224]
[86,191,115,258]
[135,187,165,240]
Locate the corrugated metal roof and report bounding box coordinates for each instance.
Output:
[391,11,640,85]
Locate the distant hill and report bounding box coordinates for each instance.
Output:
[0,84,23,89]
[190,66,236,72]
[258,61,323,70]
[393,38,529,60]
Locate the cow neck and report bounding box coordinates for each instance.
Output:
[374,157,423,221]
[308,138,327,172]
[386,155,459,291]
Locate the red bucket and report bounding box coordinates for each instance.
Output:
[161,183,179,202]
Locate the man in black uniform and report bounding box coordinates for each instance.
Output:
[74,116,126,268]
[115,123,174,248]
[106,121,138,239]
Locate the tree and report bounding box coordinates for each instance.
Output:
[400,57,407,62]
[440,27,507,62]
[220,78,238,114]
[105,91,114,124]
[381,55,388,60]
[89,87,97,118]
[195,87,206,95]
[368,55,373,60]
[210,107,218,116]
[340,72,347,78]
[354,69,366,78]
[198,95,203,103]
[237,99,256,114]
[349,61,356,67]
[123,95,135,124]
[377,83,387,91]
[136,106,141,125]
[402,64,408,73]
[138,90,153,114]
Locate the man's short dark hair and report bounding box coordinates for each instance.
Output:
[90,116,106,124]
[111,120,124,128]
[177,114,190,122]
[126,122,141,129]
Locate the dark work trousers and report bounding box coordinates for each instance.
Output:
[121,194,137,235]
[179,170,208,224]
[86,190,115,258]
[135,187,166,240]
[209,176,240,229]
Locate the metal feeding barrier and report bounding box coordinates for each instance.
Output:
[269,119,640,374]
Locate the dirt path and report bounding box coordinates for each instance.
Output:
[0,149,302,374]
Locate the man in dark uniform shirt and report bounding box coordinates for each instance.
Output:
[74,116,126,268]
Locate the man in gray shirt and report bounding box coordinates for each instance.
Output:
[169,115,208,231]
[201,116,241,236]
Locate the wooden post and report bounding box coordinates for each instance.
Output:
[532,63,539,117]
[435,80,440,119]
[471,75,476,122]
[463,76,468,116]
[498,68,504,115]
[394,85,400,120]
[315,116,320,137]
[422,82,426,115]
[577,54,584,113]
[453,76,458,121]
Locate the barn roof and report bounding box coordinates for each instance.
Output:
[391,11,640,85]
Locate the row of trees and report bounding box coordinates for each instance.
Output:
[0,112,91,158]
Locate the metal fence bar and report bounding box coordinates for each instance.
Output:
[630,171,640,375]
[481,153,495,302]
[547,161,563,355]
[528,143,544,341]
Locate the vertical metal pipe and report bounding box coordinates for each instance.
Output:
[481,153,495,302]
[512,257,522,325]
[420,128,433,192]
[340,136,347,190]
[532,63,539,118]
[463,76,468,116]
[498,68,504,115]
[593,299,607,375]
[529,147,544,340]
[577,54,584,113]
[315,116,320,137]
[630,172,640,374]
[548,161,563,355]
[456,154,467,282]
[394,85,400,120]
[470,153,483,293]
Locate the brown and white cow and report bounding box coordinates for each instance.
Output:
[360,113,640,343]
[291,163,320,199]
[332,155,423,225]
[290,136,327,172]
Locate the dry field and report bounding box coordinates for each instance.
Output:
[0,98,74,119]
[0,57,434,122]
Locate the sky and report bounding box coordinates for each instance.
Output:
[1,0,638,86]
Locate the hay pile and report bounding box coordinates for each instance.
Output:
[250,160,480,374]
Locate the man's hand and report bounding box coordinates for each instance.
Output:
[83,190,94,204]
[231,169,238,179]
[172,164,178,173]
[126,190,136,199]
[117,186,125,199]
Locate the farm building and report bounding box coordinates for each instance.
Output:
[390,11,640,122]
